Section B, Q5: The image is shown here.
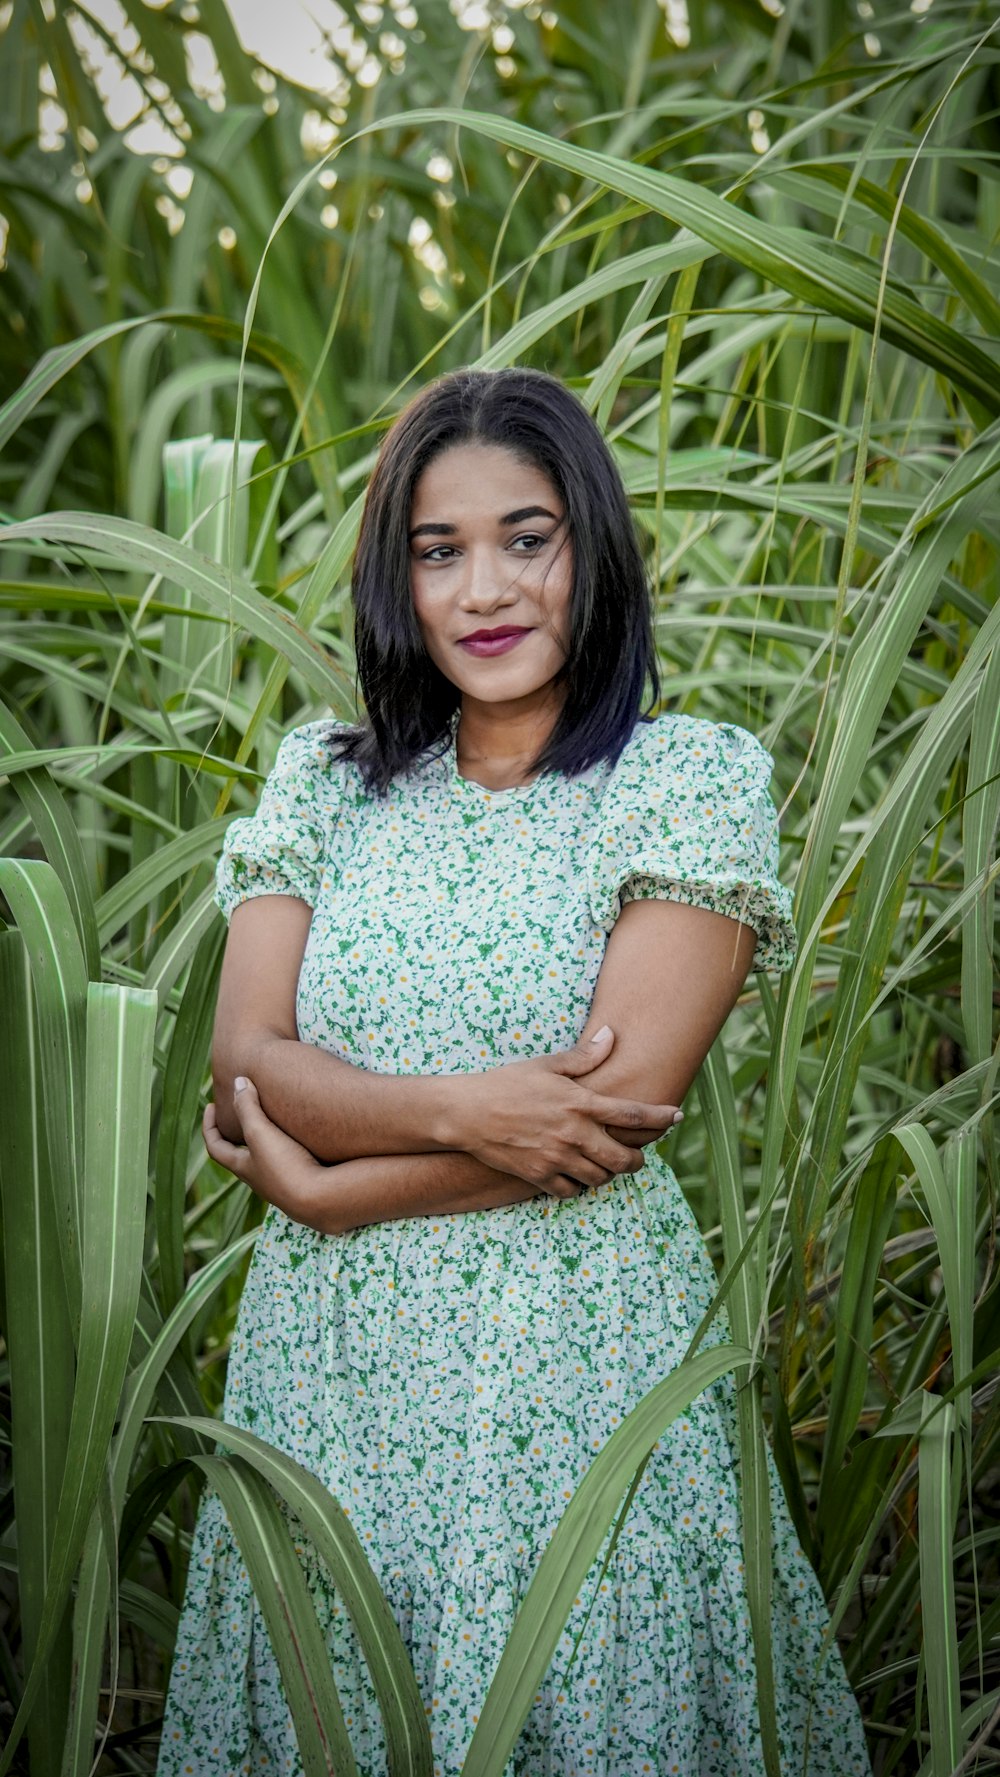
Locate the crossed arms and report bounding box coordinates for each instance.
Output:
[205,892,758,1235]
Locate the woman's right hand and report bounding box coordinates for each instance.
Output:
[452,1025,683,1197]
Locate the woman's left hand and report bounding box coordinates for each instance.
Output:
[203,1077,334,1232]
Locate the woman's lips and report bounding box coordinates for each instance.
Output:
[457,628,532,657]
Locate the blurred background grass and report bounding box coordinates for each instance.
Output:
[0,0,998,1771]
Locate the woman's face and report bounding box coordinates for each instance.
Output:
[409,442,573,709]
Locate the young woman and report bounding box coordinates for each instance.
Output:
[158,368,871,1775]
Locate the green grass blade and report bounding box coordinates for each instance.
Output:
[764,490,995,1204]
[961,634,1000,1068]
[0,308,335,466]
[0,933,75,1775]
[117,1580,179,1653]
[775,163,1000,336]
[699,1044,779,1777]
[913,1690,1000,1777]
[477,239,709,372]
[95,814,232,946]
[225,493,364,809]
[154,917,225,1312]
[803,676,978,1237]
[371,106,1000,412]
[0,697,101,979]
[0,857,87,1319]
[192,1454,359,1777]
[0,513,355,711]
[918,1397,961,1773]
[0,579,223,618]
[461,1344,750,1777]
[61,1234,260,1775]
[157,1413,433,1776]
[2,742,260,786]
[119,1241,259,1483]
[942,1131,977,1436]
[0,981,156,1777]
[0,312,189,455]
[141,885,219,1009]
[818,1139,899,1512]
[896,1125,975,1434]
[795,509,977,943]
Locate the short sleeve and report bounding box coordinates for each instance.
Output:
[586,716,797,973]
[214,722,348,924]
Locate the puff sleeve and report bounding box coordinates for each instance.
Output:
[214,721,348,924]
[586,716,797,973]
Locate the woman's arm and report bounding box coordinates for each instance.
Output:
[574,895,759,1103]
[212,895,680,1187]
[212,896,455,1153]
[210,894,756,1236]
[328,898,758,1229]
[204,1083,561,1235]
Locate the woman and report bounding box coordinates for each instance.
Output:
[158,368,871,1775]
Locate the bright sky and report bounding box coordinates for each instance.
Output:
[73,0,506,110]
[31,0,929,172]
[39,0,523,159]
[60,0,390,147]
[26,0,525,254]
[217,0,405,91]
[9,0,933,275]
[42,0,937,154]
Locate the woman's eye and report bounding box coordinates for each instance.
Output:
[419,535,549,561]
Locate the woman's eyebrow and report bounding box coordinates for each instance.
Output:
[408,505,559,541]
[500,505,558,525]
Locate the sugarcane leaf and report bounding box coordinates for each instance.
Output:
[0,981,156,1776]
[461,1343,751,1777]
[156,1412,433,1776]
[0,933,75,1775]
[191,1454,359,1777]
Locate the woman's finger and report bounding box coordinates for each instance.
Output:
[232,1076,321,1173]
[203,1101,253,1179]
[233,1075,277,1144]
[538,1173,582,1199]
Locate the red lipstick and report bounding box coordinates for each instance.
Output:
[457,627,532,657]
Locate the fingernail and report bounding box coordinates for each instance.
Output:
[234,1076,249,1093]
[590,1024,611,1043]
[672,1110,684,1124]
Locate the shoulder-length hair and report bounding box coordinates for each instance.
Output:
[329,366,659,795]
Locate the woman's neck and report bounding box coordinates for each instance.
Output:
[454,695,562,790]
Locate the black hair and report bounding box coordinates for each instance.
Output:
[329,366,659,795]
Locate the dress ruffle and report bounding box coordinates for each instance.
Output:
[585,717,796,973]
[161,1171,869,1777]
[163,1452,864,1777]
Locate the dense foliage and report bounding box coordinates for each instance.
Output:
[0,0,998,1771]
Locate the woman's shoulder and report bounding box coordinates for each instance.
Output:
[609,710,775,793]
[266,718,368,810]
[271,716,357,767]
[215,719,367,924]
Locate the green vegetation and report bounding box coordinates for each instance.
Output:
[0,0,998,1771]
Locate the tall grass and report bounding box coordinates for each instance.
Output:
[0,1,998,1771]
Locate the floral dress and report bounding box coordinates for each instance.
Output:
[157,709,871,1777]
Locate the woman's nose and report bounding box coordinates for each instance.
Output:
[458,547,518,611]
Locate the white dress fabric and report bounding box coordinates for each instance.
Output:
[157,710,871,1777]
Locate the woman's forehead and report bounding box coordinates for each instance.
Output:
[410,442,560,519]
